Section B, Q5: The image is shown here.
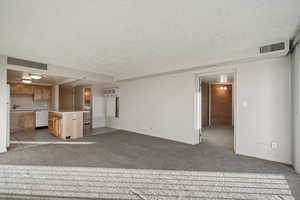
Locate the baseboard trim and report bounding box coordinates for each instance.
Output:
[0,147,7,153]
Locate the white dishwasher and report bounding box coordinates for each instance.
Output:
[36,110,49,127]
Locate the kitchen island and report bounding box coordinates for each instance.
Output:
[48,110,85,140]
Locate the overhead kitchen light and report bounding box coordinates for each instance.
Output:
[22,79,32,84]
[30,73,42,80]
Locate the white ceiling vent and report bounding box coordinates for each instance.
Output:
[7,57,47,70]
[259,42,286,54]
[104,88,118,96]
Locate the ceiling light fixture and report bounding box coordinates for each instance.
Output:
[219,86,228,90]
[30,73,42,80]
[220,75,228,83]
[22,79,32,84]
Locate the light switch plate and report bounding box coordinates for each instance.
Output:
[271,142,278,149]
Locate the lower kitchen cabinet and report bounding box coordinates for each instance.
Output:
[48,112,63,138]
[10,112,36,132]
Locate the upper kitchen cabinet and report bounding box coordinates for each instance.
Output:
[9,83,52,101]
[33,86,52,101]
[43,86,52,100]
[33,86,43,101]
[10,83,33,95]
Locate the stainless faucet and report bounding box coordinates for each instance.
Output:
[13,104,20,110]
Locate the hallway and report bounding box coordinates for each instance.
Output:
[202,126,234,152]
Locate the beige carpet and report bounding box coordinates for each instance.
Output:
[0,165,294,200]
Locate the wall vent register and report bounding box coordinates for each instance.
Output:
[104,88,118,96]
[7,57,47,70]
[259,42,285,54]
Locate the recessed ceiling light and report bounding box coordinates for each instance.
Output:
[22,79,32,84]
[30,73,42,80]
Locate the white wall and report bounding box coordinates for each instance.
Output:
[106,114,119,129]
[236,57,292,164]
[108,56,292,163]
[117,71,196,144]
[92,86,106,128]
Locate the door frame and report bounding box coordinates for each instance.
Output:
[0,66,8,152]
[194,67,238,153]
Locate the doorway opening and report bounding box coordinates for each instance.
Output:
[199,73,235,152]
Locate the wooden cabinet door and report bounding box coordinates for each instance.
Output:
[10,112,20,131]
[10,84,20,94]
[22,85,33,94]
[10,112,35,132]
[33,86,43,101]
[53,118,58,136]
[33,86,51,101]
[48,112,62,137]
[23,112,36,129]
[9,83,51,100]
[48,118,54,133]
[54,114,62,137]
[10,83,33,94]
[48,112,57,135]
[42,87,51,100]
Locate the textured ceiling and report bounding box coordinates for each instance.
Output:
[0,0,300,80]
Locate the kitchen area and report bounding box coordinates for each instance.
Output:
[8,69,93,142]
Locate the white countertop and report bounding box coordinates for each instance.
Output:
[49,110,89,113]
[11,108,49,112]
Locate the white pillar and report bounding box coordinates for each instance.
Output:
[52,85,59,110]
[0,66,8,152]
